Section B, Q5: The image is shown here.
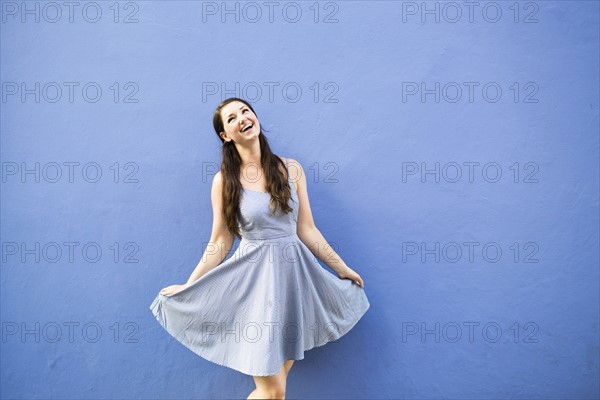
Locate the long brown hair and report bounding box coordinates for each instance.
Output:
[213,97,295,238]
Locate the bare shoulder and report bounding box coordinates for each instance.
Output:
[208,170,234,241]
[284,157,302,174]
[212,170,223,187]
[211,170,225,196]
[281,157,303,191]
[213,169,222,180]
[281,157,300,168]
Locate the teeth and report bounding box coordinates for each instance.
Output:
[242,124,253,132]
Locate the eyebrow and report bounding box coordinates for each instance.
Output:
[225,105,247,119]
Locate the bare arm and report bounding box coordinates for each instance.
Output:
[184,234,233,285]
[185,170,235,284]
[289,158,365,287]
[160,171,235,296]
[298,225,348,276]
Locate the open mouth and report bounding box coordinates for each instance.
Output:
[241,123,254,132]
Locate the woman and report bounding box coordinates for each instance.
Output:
[149,97,370,399]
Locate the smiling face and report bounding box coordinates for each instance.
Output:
[219,101,261,143]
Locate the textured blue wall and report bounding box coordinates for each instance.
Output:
[1,1,598,399]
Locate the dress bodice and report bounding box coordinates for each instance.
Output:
[237,162,298,240]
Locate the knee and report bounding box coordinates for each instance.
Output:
[270,385,286,399]
[265,382,286,399]
[247,387,285,400]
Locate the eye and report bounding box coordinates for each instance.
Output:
[227,109,249,123]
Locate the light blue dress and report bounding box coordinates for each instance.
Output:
[149,158,370,376]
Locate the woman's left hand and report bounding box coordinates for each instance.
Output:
[160,284,189,297]
[338,266,365,288]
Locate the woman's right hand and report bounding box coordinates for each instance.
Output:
[160,284,189,297]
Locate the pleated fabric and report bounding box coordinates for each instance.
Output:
[149,158,370,376]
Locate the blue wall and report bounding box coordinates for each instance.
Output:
[1,1,598,399]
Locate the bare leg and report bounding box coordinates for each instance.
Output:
[247,360,295,400]
[283,359,294,377]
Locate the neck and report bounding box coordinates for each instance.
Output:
[236,139,262,168]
